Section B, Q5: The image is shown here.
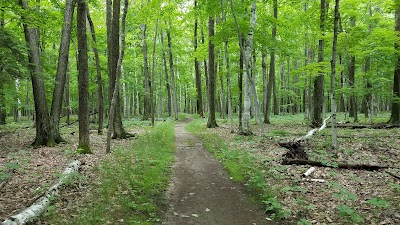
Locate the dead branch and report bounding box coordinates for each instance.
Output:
[2,160,80,225]
[385,171,400,181]
[282,159,388,171]
[336,123,400,129]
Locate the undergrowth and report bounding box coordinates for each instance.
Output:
[186,119,289,220]
[46,121,175,225]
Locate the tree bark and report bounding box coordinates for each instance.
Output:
[142,24,151,121]
[390,2,400,124]
[20,0,52,147]
[106,0,128,153]
[330,0,339,149]
[77,0,91,153]
[312,0,326,127]
[265,0,277,123]
[222,0,233,133]
[241,2,257,135]
[86,3,104,135]
[167,28,178,121]
[48,0,76,145]
[207,16,218,128]
[150,21,158,126]
[194,0,203,118]
[160,30,171,117]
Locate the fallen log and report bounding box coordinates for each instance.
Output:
[1,159,81,225]
[282,159,388,171]
[336,123,400,129]
[279,116,331,160]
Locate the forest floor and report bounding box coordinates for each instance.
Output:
[198,114,400,224]
[0,114,399,225]
[0,119,143,223]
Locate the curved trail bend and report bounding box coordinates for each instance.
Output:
[163,122,274,225]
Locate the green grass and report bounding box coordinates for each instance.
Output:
[47,121,175,225]
[186,119,289,219]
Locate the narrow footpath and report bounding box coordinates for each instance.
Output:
[163,122,273,225]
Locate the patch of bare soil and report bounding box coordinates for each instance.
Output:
[163,122,274,225]
[213,121,400,224]
[0,123,139,224]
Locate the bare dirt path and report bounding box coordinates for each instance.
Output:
[163,122,274,225]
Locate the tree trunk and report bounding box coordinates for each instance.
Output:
[221,0,233,132]
[194,0,203,118]
[20,0,52,147]
[167,28,178,121]
[48,0,76,145]
[76,0,91,154]
[142,24,151,121]
[262,48,267,120]
[207,16,218,128]
[241,2,257,135]
[390,2,400,124]
[312,0,326,127]
[0,80,5,125]
[265,0,277,123]
[86,3,104,135]
[106,0,128,153]
[238,39,244,132]
[150,21,158,126]
[330,0,339,149]
[160,30,171,117]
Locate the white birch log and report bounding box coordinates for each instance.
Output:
[295,115,331,142]
[302,167,316,177]
[301,178,326,183]
[2,160,81,225]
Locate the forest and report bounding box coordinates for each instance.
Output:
[0,0,400,224]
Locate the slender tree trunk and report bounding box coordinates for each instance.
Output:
[106,0,128,153]
[203,28,209,113]
[312,0,326,127]
[221,0,233,132]
[77,0,91,153]
[160,30,171,117]
[330,0,339,148]
[194,0,203,118]
[65,70,70,125]
[48,0,76,145]
[262,48,267,120]
[265,0,277,124]
[238,40,244,132]
[167,28,178,121]
[0,14,5,125]
[150,21,158,126]
[142,24,151,121]
[390,2,400,124]
[207,16,218,128]
[87,3,104,134]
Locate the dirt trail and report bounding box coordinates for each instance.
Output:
[163,122,274,225]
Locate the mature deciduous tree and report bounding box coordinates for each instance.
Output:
[312,0,326,127]
[330,0,340,148]
[207,16,218,128]
[390,1,400,125]
[76,0,91,153]
[86,3,104,135]
[107,0,128,153]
